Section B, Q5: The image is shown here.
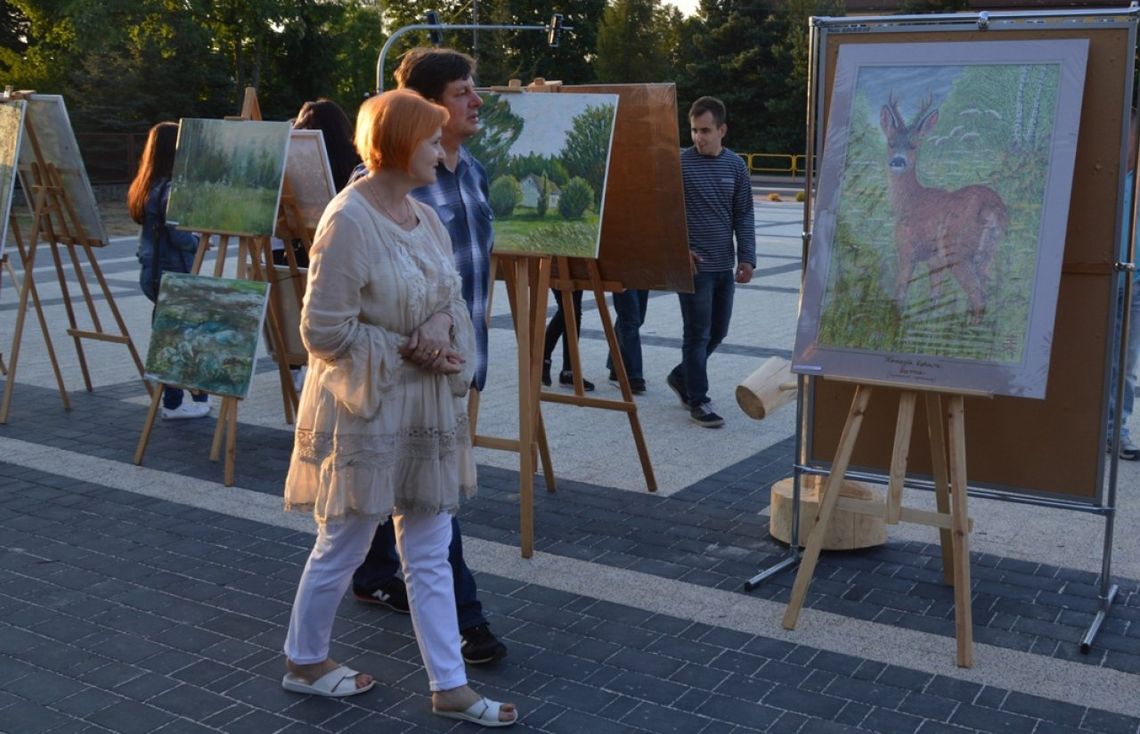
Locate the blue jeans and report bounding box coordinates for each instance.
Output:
[670,270,735,407]
[353,515,486,631]
[1110,280,1140,444]
[606,289,649,380]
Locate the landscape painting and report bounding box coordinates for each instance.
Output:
[17,95,107,245]
[468,92,618,258]
[167,119,291,237]
[0,100,25,259]
[793,40,1088,398]
[283,129,335,232]
[144,273,270,399]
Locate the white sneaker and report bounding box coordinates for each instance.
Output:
[161,402,211,420]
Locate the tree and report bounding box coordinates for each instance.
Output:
[561,103,615,207]
[489,175,521,218]
[594,0,680,83]
[466,93,524,182]
[558,177,593,219]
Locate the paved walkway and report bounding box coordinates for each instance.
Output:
[0,200,1138,733]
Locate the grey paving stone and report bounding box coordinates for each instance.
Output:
[694,691,782,730]
[86,699,177,734]
[949,703,1037,734]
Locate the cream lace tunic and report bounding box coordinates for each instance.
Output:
[284,188,477,523]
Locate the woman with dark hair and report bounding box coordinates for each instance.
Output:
[280,89,517,727]
[127,122,208,420]
[294,98,362,193]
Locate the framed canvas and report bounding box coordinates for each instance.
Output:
[144,273,270,399]
[167,119,292,237]
[16,95,107,246]
[0,100,26,259]
[467,92,619,258]
[793,40,1089,398]
[283,129,335,231]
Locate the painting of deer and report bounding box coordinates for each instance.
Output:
[879,93,1009,324]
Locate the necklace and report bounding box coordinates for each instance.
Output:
[363,179,415,228]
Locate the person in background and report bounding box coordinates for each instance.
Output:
[607,289,649,394]
[352,47,508,667]
[667,95,755,428]
[281,89,517,727]
[127,122,209,421]
[542,289,595,391]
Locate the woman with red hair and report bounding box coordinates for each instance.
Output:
[280,90,517,727]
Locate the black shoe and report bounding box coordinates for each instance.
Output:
[558,370,594,391]
[689,402,724,428]
[352,579,410,614]
[542,359,552,387]
[460,623,507,664]
[666,372,689,407]
[608,371,646,395]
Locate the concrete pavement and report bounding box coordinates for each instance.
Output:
[0,199,1137,733]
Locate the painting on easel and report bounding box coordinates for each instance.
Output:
[167,118,292,237]
[284,129,335,230]
[144,273,270,399]
[468,92,619,258]
[0,100,26,259]
[793,39,1089,398]
[16,94,107,246]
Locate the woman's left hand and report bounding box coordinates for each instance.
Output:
[401,312,452,369]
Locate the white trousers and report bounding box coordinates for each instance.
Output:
[284,512,466,692]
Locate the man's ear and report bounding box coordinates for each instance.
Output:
[718,124,727,137]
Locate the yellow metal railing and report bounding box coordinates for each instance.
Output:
[743,153,811,177]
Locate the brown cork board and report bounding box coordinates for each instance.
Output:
[808,23,1132,502]
[559,83,693,293]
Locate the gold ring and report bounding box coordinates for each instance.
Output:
[431,349,441,357]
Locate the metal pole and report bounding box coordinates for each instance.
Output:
[377,22,553,93]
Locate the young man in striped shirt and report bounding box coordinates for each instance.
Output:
[667,96,756,427]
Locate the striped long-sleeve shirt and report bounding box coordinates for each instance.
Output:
[680,146,756,273]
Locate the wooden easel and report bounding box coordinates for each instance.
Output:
[781,379,981,667]
[544,255,656,491]
[134,87,293,484]
[0,92,147,424]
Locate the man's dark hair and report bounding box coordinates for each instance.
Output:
[689,96,727,127]
[394,47,476,101]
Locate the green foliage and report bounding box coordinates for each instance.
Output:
[562,103,615,207]
[535,176,548,218]
[818,65,1060,363]
[558,177,593,220]
[467,94,524,182]
[489,175,522,219]
[595,0,680,83]
[506,152,568,186]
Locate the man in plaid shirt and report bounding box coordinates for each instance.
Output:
[352,48,507,665]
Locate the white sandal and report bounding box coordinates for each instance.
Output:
[433,696,518,727]
[281,665,374,698]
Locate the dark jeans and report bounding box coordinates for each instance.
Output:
[669,270,734,407]
[353,515,486,632]
[606,289,649,380]
[543,289,584,372]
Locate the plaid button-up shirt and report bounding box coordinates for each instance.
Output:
[412,147,493,390]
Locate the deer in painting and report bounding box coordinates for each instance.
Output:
[879,93,1008,324]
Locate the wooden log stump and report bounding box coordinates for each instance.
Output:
[770,475,887,550]
[736,357,796,420]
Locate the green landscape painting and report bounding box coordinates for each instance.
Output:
[468,92,618,258]
[0,100,24,259]
[144,273,270,398]
[167,119,291,237]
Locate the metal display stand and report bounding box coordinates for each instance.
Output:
[745,6,1139,657]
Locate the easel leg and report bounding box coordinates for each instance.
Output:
[536,410,555,493]
[224,397,238,487]
[925,393,954,585]
[886,391,917,524]
[80,243,148,382]
[48,241,93,392]
[514,258,539,558]
[134,383,165,465]
[250,238,297,424]
[946,395,974,667]
[588,264,656,492]
[783,385,873,629]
